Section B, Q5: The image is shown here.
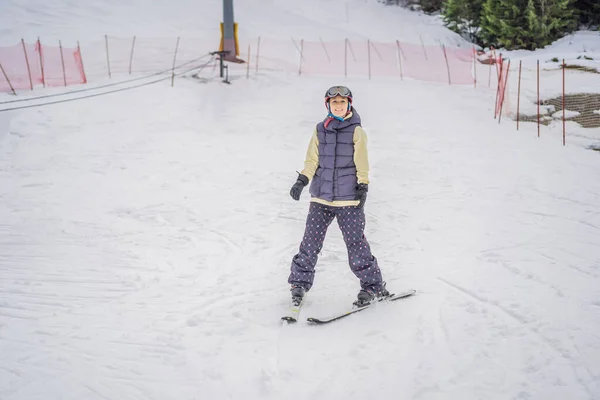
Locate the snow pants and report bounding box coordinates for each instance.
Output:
[288,202,384,292]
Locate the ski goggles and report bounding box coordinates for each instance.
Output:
[325,86,352,99]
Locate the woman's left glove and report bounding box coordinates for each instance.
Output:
[290,174,309,201]
[356,183,368,208]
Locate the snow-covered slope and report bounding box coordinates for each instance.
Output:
[0,0,469,46]
[1,1,599,400]
[504,30,600,68]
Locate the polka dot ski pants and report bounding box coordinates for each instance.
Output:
[288,202,383,292]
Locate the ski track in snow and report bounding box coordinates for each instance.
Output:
[1,74,599,399]
[437,277,595,398]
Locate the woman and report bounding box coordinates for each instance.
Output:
[288,86,388,307]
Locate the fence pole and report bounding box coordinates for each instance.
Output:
[77,41,88,84]
[441,44,451,85]
[298,39,304,76]
[488,56,492,87]
[562,59,566,146]
[129,35,136,75]
[171,36,180,87]
[255,36,261,73]
[396,40,403,81]
[494,58,503,119]
[495,50,501,79]
[537,59,540,137]
[397,39,406,61]
[0,63,17,95]
[105,34,112,78]
[59,40,67,86]
[488,48,495,87]
[498,60,510,123]
[246,44,251,79]
[517,60,522,130]
[473,45,477,88]
[291,37,301,55]
[344,38,348,78]
[319,37,331,64]
[38,37,45,88]
[367,39,371,80]
[420,36,428,60]
[371,41,383,61]
[347,39,356,61]
[21,39,33,90]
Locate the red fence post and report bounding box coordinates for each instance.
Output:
[59,40,67,86]
[255,36,261,73]
[494,56,505,119]
[488,47,495,87]
[420,35,427,60]
[498,59,511,123]
[517,60,522,130]
[396,40,403,81]
[473,45,477,88]
[537,59,540,137]
[371,41,383,61]
[396,39,406,61]
[171,36,180,87]
[562,59,566,146]
[129,35,136,75]
[319,37,331,64]
[21,39,33,90]
[105,34,112,78]
[344,38,348,78]
[37,37,45,88]
[77,41,88,84]
[0,63,17,95]
[441,44,451,85]
[246,44,251,79]
[298,39,304,76]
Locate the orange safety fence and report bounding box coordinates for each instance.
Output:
[1,36,478,93]
[239,37,476,85]
[0,40,85,93]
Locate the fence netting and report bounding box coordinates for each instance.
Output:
[1,37,477,93]
[0,41,85,92]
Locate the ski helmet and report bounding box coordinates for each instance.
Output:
[325,86,353,103]
[324,86,353,112]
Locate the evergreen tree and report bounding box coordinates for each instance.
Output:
[573,0,600,27]
[443,0,485,43]
[481,0,577,50]
[401,0,444,13]
[535,0,577,45]
[419,0,444,13]
[480,0,527,48]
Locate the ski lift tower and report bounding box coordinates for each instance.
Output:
[217,0,244,64]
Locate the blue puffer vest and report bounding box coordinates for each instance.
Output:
[309,108,361,202]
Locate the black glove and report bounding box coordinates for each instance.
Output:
[290,174,309,201]
[356,183,368,208]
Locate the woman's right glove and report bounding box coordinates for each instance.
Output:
[290,174,309,201]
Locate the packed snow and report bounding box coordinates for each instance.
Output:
[552,110,581,119]
[503,30,600,73]
[1,1,600,400]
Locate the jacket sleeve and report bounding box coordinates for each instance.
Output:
[353,126,370,184]
[300,128,319,180]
